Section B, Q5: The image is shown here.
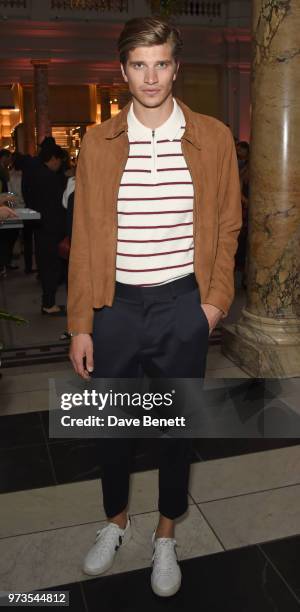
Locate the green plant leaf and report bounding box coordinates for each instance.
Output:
[0,311,28,325]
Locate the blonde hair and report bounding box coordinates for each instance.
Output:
[118,17,183,66]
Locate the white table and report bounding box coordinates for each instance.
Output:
[0,208,41,229]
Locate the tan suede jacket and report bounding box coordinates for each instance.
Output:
[67,98,242,334]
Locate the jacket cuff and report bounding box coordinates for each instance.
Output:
[203,288,233,319]
[67,315,93,335]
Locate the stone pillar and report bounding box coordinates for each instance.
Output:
[100,88,111,122]
[31,59,51,146]
[22,86,36,155]
[222,0,300,377]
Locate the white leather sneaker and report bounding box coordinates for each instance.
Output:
[151,531,182,597]
[82,516,131,576]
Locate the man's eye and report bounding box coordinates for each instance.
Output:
[133,63,144,69]
[157,62,167,68]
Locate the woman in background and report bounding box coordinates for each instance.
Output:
[0,165,19,277]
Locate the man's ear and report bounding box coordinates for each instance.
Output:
[120,63,128,83]
[173,61,180,81]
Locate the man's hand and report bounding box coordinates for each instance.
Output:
[200,303,223,335]
[69,333,94,379]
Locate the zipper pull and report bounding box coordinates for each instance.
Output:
[152,130,155,174]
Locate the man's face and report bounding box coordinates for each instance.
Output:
[48,156,62,172]
[121,43,179,109]
[237,145,248,161]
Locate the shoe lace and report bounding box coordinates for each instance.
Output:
[152,539,178,575]
[94,524,121,553]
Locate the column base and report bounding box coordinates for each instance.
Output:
[221,309,300,378]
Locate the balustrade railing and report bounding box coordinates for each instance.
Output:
[0,0,27,7]
[178,1,222,18]
[50,0,224,20]
[50,0,129,11]
[0,0,227,23]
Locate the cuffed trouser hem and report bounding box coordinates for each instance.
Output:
[157,502,189,520]
[105,504,128,520]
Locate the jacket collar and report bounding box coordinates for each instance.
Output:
[105,97,201,150]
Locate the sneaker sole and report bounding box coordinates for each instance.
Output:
[82,556,115,576]
[151,575,182,598]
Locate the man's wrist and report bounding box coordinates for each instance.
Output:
[69,332,90,337]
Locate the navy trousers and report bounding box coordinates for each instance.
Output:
[92,274,209,519]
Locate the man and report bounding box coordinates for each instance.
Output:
[22,139,57,274]
[236,140,250,170]
[28,144,67,314]
[68,17,241,597]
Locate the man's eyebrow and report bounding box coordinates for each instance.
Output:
[128,59,172,65]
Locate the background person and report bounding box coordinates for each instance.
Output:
[0,152,20,275]
[8,153,26,207]
[28,144,67,315]
[5,152,29,272]
[22,146,50,275]
[0,149,11,193]
[0,200,18,276]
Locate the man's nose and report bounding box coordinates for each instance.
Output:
[144,68,158,84]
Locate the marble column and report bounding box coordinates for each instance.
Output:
[22,86,36,156]
[222,0,300,377]
[100,88,111,122]
[31,59,51,146]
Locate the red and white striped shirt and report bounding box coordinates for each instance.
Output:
[116,99,194,286]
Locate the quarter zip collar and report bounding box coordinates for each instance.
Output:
[127,98,184,141]
[105,97,202,150]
